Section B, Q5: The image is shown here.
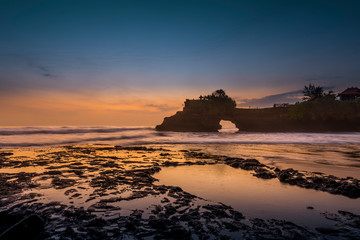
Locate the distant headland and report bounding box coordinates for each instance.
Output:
[156,86,360,132]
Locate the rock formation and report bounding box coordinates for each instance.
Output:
[156,90,236,132]
[156,90,360,132]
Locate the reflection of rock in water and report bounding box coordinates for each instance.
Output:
[0,145,360,239]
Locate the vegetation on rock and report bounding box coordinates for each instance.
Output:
[289,84,360,121]
[187,89,236,115]
[157,86,360,132]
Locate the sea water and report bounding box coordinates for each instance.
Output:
[1,126,360,229]
[1,126,359,177]
[154,164,360,229]
[1,126,360,146]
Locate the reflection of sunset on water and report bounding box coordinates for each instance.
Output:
[155,164,360,228]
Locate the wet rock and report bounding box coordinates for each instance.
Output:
[163,161,178,166]
[2,145,360,240]
[337,211,360,229]
[253,168,277,179]
[148,217,170,231]
[90,175,120,189]
[223,221,242,232]
[44,170,62,175]
[0,152,13,157]
[203,204,231,219]
[151,205,163,214]
[71,170,85,177]
[0,174,22,194]
[223,157,264,170]
[240,159,263,170]
[64,189,78,196]
[16,172,38,182]
[51,177,76,189]
[117,146,157,152]
[88,202,120,212]
[276,169,360,198]
[164,205,177,217]
[70,193,81,198]
[99,161,119,168]
[247,218,317,240]
[162,225,192,240]
[278,168,297,182]
[0,214,45,240]
[316,227,341,235]
[229,209,245,221]
[86,218,107,228]
[33,160,50,166]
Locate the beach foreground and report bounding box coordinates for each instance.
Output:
[1,144,360,239]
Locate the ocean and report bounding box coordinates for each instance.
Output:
[2,125,360,179]
[1,125,360,147]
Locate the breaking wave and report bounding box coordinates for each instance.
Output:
[1,126,360,147]
[0,126,152,136]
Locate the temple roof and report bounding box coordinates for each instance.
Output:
[339,87,360,95]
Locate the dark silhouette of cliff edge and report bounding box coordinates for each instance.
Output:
[156,89,360,132]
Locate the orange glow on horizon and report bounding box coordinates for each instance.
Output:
[0,90,184,126]
[0,87,297,126]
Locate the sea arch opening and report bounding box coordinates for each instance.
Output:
[218,120,238,133]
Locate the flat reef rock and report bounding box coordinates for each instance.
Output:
[1,145,360,239]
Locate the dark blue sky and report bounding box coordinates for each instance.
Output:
[1,0,360,125]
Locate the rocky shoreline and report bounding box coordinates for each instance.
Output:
[0,145,360,239]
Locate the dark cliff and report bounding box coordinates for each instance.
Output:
[156,91,360,132]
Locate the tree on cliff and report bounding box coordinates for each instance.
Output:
[204,89,230,100]
[303,84,324,101]
[213,89,227,98]
[200,89,236,110]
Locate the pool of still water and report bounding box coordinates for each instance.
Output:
[154,164,360,229]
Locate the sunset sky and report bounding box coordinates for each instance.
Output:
[1,0,360,126]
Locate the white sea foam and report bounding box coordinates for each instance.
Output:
[0,126,360,147]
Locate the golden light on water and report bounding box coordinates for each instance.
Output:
[154,164,360,227]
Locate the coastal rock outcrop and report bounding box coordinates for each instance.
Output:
[156,90,360,132]
[156,89,236,132]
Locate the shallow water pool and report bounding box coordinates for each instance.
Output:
[154,164,360,229]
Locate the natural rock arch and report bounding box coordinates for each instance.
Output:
[156,90,237,132]
[218,120,238,133]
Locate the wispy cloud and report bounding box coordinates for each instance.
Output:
[35,65,53,78]
[236,85,336,108]
[305,75,342,82]
[144,104,179,112]
[235,90,303,108]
